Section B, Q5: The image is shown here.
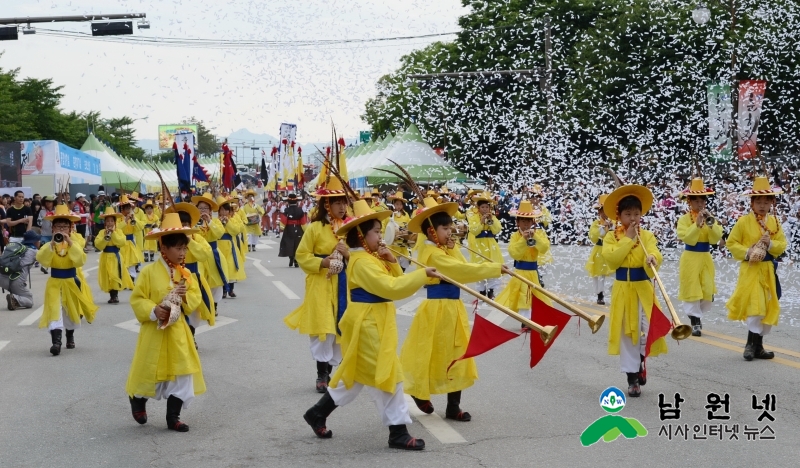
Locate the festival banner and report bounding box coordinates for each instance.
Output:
[707,82,732,161]
[737,80,767,160]
[277,123,297,191]
[158,124,199,149]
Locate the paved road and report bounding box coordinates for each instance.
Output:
[1,240,798,467]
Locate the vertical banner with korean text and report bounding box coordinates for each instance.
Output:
[707,83,732,161]
[737,80,767,160]
[277,123,297,191]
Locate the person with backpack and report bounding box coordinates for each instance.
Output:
[0,230,40,310]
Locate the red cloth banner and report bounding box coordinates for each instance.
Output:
[447,313,519,372]
[645,304,672,357]
[529,294,572,368]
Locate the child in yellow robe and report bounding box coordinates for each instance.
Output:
[125,213,204,432]
[400,197,508,421]
[585,194,612,304]
[118,195,145,281]
[677,179,723,336]
[95,207,134,304]
[36,205,99,355]
[242,189,265,252]
[217,199,246,298]
[192,193,228,311]
[468,192,503,298]
[725,177,787,361]
[382,192,414,271]
[601,185,666,398]
[142,201,160,262]
[303,199,435,450]
[496,200,552,331]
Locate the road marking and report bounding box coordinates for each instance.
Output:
[252,259,274,277]
[272,281,299,299]
[485,309,507,325]
[397,297,423,317]
[84,266,99,273]
[195,315,238,334]
[404,395,467,444]
[697,330,800,360]
[115,319,141,333]
[0,341,9,353]
[690,336,800,370]
[18,306,43,326]
[255,244,272,250]
[259,239,278,245]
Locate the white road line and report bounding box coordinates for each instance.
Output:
[259,239,278,245]
[272,281,299,299]
[195,315,238,335]
[0,341,9,353]
[485,309,507,325]
[396,297,423,317]
[404,395,467,444]
[84,266,99,273]
[115,319,141,333]
[18,306,43,326]
[255,244,272,250]
[253,259,274,277]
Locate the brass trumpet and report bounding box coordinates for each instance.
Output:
[104,229,112,241]
[703,211,717,227]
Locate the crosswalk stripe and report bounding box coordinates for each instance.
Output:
[253,259,274,277]
[404,395,467,444]
[272,281,299,299]
[0,341,9,353]
[18,306,43,326]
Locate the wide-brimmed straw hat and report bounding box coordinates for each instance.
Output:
[192,192,219,211]
[387,192,407,203]
[314,176,348,198]
[144,213,197,240]
[742,176,783,197]
[510,200,542,219]
[407,197,458,233]
[471,191,494,204]
[681,178,715,198]
[335,200,392,236]
[98,206,123,220]
[118,195,135,207]
[592,194,609,210]
[603,185,653,221]
[166,202,201,227]
[43,205,80,222]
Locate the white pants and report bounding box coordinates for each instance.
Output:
[47,307,79,331]
[683,300,712,319]
[475,277,501,292]
[128,266,138,280]
[309,334,342,365]
[136,374,195,409]
[518,308,531,320]
[188,310,209,327]
[211,286,223,303]
[619,304,648,373]
[592,276,606,295]
[398,256,410,271]
[328,382,412,426]
[248,233,259,246]
[747,316,772,336]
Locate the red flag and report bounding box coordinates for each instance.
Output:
[645,304,672,357]
[529,294,572,368]
[447,313,519,372]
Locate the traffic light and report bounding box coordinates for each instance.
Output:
[0,26,18,41]
[91,21,133,36]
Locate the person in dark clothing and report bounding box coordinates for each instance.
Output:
[278,194,307,267]
[4,190,32,243]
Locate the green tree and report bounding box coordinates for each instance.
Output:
[182,117,219,157]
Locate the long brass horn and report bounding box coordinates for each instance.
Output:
[637,233,692,340]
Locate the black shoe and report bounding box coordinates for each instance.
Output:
[6,293,14,311]
[388,424,425,450]
[638,354,647,386]
[411,396,434,414]
[689,316,701,337]
[597,292,605,305]
[222,291,227,299]
[626,373,641,397]
[753,334,775,359]
[41,267,49,274]
[214,302,218,317]
[479,290,487,298]
[445,391,471,421]
[487,289,495,300]
[50,329,62,356]
[315,361,330,393]
[303,391,337,438]
[65,329,75,349]
[744,331,756,361]
[129,397,148,424]
[166,395,189,432]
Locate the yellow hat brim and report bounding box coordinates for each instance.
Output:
[166,203,201,227]
[191,196,218,211]
[144,226,198,240]
[407,202,458,234]
[335,210,392,236]
[43,214,80,222]
[603,185,653,221]
[99,212,124,220]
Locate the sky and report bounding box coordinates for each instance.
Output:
[0,0,468,144]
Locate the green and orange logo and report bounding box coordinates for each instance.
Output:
[580,387,647,446]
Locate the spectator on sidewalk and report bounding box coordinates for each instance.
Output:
[0,230,40,310]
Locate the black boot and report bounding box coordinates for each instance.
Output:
[487,289,495,299]
[129,397,148,424]
[597,292,605,305]
[315,361,329,393]
[303,391,337,438]
[214,302,218,317]
[326,363,333,385]
[690,316,701,337]
[445,391,471,421]
[166,395,189,432]
[743,331,756,361]
[50,329,62,356]
[627,372,641,397]
[65,329,75,349]
[753,334,775,359]
[228,283,236,298]
[189,325,197,350]
[638,354,647,386]
[388,424,425,450]
[411,396,434,414]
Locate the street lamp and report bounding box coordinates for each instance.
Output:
[692,3,711,25]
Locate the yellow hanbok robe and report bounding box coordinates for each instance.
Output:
[533,204,554,265]
[94,228,134,292]
[125,259,206,398]
[186,233,215,323]
[142,213,160,251]
[242,202,265,237]
[585,219,611,277]
[69,232,95,304]
[36,241,99,328]
[468,214,503,263]
[329,250,428,393]
[496,230,552,311]
[602,230,667,357]
[235,208,248,258]
[201,219,229,289]
[133,207,148,255]
[284,221,343,340]
[121,216,145,267]
[725,213,787,325]
[400,241,502,399]
[677,213,723,302]
[372,202,389,213]
[220,216,246,282]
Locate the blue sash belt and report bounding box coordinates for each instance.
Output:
[185,262,212,313]
[221,234,240,271]
[103,246,122,280]
[476,230,495,239]
[315,254,347,335]
[350,288,390,303]
[125,234,135,242]
[207,241,228,286]
[425,281,460,299]
[764,253,782,300]
[514,260,538,271]
[615,267,649,282]
[51,267,81,289]
[685,242,710,252]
